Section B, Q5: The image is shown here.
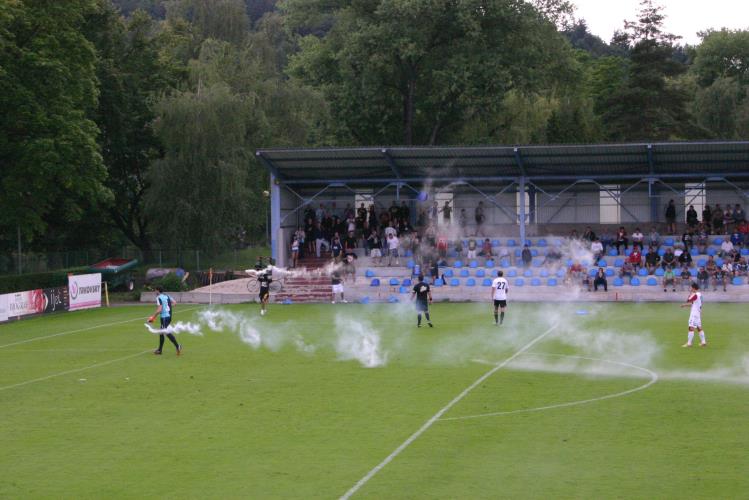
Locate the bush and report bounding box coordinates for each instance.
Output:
[0,268,86,294]
[152,272,186,292]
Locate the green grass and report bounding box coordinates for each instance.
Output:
[1,302,748,498]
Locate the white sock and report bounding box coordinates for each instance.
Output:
[687,331,694,345]
[699,331,706,344]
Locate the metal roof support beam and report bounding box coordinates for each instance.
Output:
[647,144,659,222]
[518,176,527,244]
[381,149,402,179]
[705,177,749,201]
[513,147,526,177]
[463,181,519,225]
[591,180,641,223]
[256,152,285,183]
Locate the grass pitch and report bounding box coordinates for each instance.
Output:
[1,301,748,499]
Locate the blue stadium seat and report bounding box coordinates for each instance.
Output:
[469,260,478,268]
[507,269,518,277]
[460,269,470,278]
[713,237,723,246]
[402,278,412,286]
[531,249,539,257]
[447,250,458,258]
[613,277,624,287]
[514,278,525,286]
[404,250,413,257]
[450,278,460,287]
[657,247,666,256]
[631,277,640,286]
[500,259,511,267]
[482,278,493,286]
[655,268,664,276]
[697,258,707,267]
[707,247,717,256]
[406,259,415,269]
[532,259,543,268]
[605,268,615,277]
[399,286,409,294]
[389,278,400,286]
[554,239,563,247]
[507,239,517,247]
[598,259,607,267]
[566,259,574,267]
[614,258,624,267]
[523,269,533,277]
[589,268,597,277]
[733,277,743,285]
[462,239,469,248]
[370,278,380,286]
[444,269,454,278]
[547,278,558,286]
[476,269,486,278]
[454,260,463,268]
[531,278,542,286]
[742,248,749,256]
[556,268,566,278]
[582,259,591,267]
[664,238,675,246]
[608,248,618,256]
[515,249,522,258]
[525,239,533,246]
[466,278,476,287]
[491,239,501,247]
[647,277,657,286]
[485,259,495,268]
[365,269,375,278]
[539,269,550,278]
[388,295,399,303]
[690,268,698,277]
[638,268,648,276]
[716,257,724,267]
[624,249,632,256]
[434,278,444,287]
[538,239,547,247]
[359,296,370,304]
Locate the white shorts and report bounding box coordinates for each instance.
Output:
[688,315,702,329]
[370,249,381,257]
[332,284,344,294]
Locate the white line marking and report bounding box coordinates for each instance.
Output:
[442,354,658,421]
[0,350,151,392]
[339,324,558,500]
[0,348,148,353]
[0,306,201,349]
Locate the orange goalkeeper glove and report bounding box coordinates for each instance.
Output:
[148,315,156,323]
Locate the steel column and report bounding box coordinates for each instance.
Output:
[519,177,526,245]
[270,174,281,265]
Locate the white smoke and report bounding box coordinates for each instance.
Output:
[144,321,203,336]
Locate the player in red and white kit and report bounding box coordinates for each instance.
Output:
[680,282,707,347]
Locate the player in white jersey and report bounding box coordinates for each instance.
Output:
[491,270,509,325]
[680,282,707,347]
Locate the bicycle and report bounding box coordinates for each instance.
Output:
[246,275,283,294]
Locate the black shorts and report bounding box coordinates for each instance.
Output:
[415,300,429,312]
[259,288,269,301]
[494,300,507,308]
[160,315,172,329]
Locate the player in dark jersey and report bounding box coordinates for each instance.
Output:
[257,264,272,316]
[411,274,433,327]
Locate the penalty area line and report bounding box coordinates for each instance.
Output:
[339,323,558,500]
[0,350,152,392]
[0,306,202,350]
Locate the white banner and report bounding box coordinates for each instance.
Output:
[5,289,44,318]
[0,293,8,322]
[68,273,102,311]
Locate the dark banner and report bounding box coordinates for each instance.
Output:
[43,286,69,314]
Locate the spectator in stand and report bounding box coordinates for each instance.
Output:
[720,238,734,257]
[290,235,300,268]
[581,268,592,291]
[570,229,579,240]
[673,244,683,262]
[645,246,661,274]
[730,229,743,249]
[735,257,748,277]
[738,219,749,245]
[367,229,382,265]
[315,203,326,222]
[681,230,693,251]
[695,225,709,254]
[568,261,583,283]
[295,226,306,260]
[648,226,661,249]
[593,267,608,292]
[582,226,596,242]
[679,265,692,290]
[733,204,745,228]
[544,247,563,265]
[600,228,614,253]
[330,234,343,263]
[702,204,712,231]
[313,221,329,258]
[386,232,400,266]
[628,246,642,271]
[428,201,439,223]
[714,267,728,292]
[466,238,478,259]
[344,231,357,253]
[479,238,493,258]
[441,200,452,226]
[721,261,733,279]
[591,238,604,261]
[723,206,734,233]
[686,204,699,228]
[389,200,400,223]
[697,266,710,289]
[706,255,718,276]
[521,244,532,268]
[384,220,397,239]
[400,201,410,224]
[620,260,635,281]
[665,199,677,234]
[368,205,378,232]
[475,201,486,236]
[661,247,676,269]
[663,266,676,292]
[712,203,724,234]
[615,226,629,255]
[429,260,440,283]
[458,209,468,236]
[436,235,448,258]
[305,217,316,256]
[679,247,693,268]
[631,227,644,248]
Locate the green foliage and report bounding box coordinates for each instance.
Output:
[0,269,85,294]
[0,0,109,247]
[151,271,185,291]
[692,29,749,87]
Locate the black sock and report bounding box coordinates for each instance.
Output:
[167,333,179,348]
[417,313,422,326]
[425,312,431,323]
[158,334,165,351]
[500,311,505,324]
[494,312,498,323]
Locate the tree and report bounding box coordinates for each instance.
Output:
[0,0,109,250]
[602,0,696,140]
[692,29,749,87]
[285,0,578,145]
